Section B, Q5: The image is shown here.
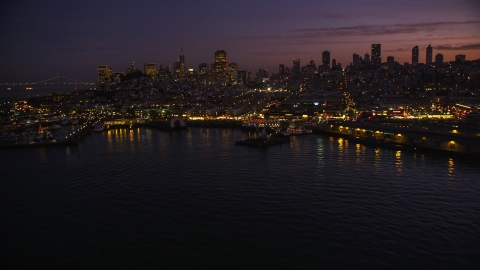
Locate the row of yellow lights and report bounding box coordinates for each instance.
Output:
[336,125,458,144]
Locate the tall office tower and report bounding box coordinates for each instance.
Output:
[158,65,168,78]
[306,60,317,73]
[292,59,300,74]
[228,63,239,84]
[199,63,209,74]
[426,45,433,64]
[215,50,228,83]
[322,51,331,70]
[238,70,247,85]
[364,53,370,63]
[173,60,182,79]
[198,63,209,84]
[455,54,466,61]
[144,63,157,79]
[332,59,337,69]
[208,63,216,84]
[257,68,269,81]
[98,65,112,83]
[279,64,285,75]
[353,53,361,68]
[177,47,186,80]
[130,61,135,73]
[387,56,395,68]
[247,71,253,82]
[371,44,381,67]
[412,46,419,65]
[435,53,444,65]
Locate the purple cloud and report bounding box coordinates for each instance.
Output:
[436,43,480,50]
[294,21,480,37]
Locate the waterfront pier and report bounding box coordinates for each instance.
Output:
[186,120,243,128]
[104,117,188,131]
[314,122,480,156]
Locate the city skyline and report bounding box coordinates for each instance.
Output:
[1,0,480,83]
[94,44,467,83]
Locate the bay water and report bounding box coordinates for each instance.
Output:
[2,127,479,269]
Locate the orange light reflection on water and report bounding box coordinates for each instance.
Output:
[448,158,455,178]
[396,151,402,175]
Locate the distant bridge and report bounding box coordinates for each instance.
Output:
[0,76,96,86]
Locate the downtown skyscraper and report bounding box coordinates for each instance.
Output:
[144,63,157,79]
[353,53,361,68]
[228,63,239,84]
[293,59,300,74]
[426,45,433,64]
[215,50,228,83]
[322,51,330,70]
[435,53,444,65]
[412,46,419,65]
[173,47,186,80]
[98,65,112,82]
[371,44,381,68]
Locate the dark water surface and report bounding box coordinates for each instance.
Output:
[2,128,480,269]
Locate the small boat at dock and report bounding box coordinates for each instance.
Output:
[50,124,62,130]
[94,122,105,132]
[235,128,290,147]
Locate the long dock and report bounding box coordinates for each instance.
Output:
[313,122,480,157]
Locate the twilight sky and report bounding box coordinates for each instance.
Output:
[1,0,480,83]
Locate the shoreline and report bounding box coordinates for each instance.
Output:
[2,124,479,158]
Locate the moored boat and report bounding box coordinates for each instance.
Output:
[235,128,290,147]
[50,124,61,130]
[94,122,105,132]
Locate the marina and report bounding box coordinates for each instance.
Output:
[0,118,95,149]
[2,117,480,159]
